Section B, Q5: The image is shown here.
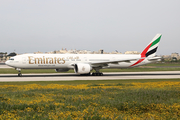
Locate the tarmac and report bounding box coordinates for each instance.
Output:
[0,71,180,82]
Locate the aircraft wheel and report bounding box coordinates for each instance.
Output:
[92,72,103,76]
[95,73,99,76]
[18,73,22,77]
[99,73,103,76]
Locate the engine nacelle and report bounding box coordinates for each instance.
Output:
[55,69,70,72]
[74,63,92,74]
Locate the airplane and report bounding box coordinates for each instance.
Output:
[5,34,162,77]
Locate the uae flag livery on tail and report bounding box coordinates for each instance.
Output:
[143,34,162,58]
[131,34,162,67]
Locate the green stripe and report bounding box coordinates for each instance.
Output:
[150,35,161,48]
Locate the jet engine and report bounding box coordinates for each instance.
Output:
[55,69,70,72]
[74,63,92,74]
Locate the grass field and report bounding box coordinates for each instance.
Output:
[0,79,180,119]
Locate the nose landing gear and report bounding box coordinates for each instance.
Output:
[16,68,22,77]
[18,73,22,77]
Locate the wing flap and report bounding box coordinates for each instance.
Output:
[90,57,142,66]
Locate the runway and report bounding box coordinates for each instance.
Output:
[0,71,180,82]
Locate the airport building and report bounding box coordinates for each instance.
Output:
[0,52,8,63]
[41,49,123,54]
[0,52,17,63]
[125,51,140,54]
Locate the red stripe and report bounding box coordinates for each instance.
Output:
[130,58,145,67]
[141,43,152,57]
[130,43,152,67]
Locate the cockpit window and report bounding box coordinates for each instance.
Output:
[9,58,14,60]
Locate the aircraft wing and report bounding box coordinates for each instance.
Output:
[70,57,143,67]
[89,57,144,67]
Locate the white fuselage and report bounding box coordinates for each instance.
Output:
[5,54,152,69]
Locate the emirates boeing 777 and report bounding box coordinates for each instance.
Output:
[5,34,162,76]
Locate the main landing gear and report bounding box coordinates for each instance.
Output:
[16,68,22,77]
[92,68,103,76]
[92,72,103,76]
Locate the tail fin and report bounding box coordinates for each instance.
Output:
[141,34,162,58]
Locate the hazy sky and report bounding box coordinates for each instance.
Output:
[0,0,180,55]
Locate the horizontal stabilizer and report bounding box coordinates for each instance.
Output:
[147,57,161,61]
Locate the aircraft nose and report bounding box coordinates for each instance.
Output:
[5,60,9,65]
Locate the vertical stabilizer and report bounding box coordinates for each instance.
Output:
[130,34,162,67]
[141,34,162,58]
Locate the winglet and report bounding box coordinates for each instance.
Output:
[141,34,162,58]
